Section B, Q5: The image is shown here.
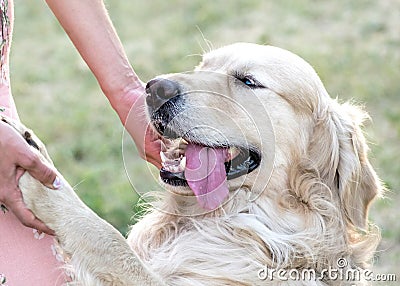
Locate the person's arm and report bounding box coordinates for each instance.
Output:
[45,0,161,168]
[0,0,57,233]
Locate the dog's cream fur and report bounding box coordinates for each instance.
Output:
[16,43,382,285]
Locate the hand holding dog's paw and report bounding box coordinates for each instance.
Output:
[0,116,58,234]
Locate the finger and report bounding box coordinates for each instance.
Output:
[18,151,58,189]
[145,141,162,169]
[10,199,55,235]
[15,167,25,182]
[0,122,58,188]
[147,156,162,169]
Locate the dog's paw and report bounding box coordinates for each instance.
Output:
[19,172,50,215]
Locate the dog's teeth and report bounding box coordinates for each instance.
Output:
[179,156,186,170]
[179,139,188,150]
[161,156,176,168]
[228,147,241,161]
[160,138,188,173]
[160,151,168,163]
[172,149,182,158]
[173,157,186,173]
[161,149,187,173]
[169,165,179,173]
[161,150,175,160]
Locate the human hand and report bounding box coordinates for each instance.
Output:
[110,84,162,169]
[0,120,58,235]
[124,101,163,170]
[141,125,162,169]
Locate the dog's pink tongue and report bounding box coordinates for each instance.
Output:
[185,144,229,210]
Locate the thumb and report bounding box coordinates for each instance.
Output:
[18,152,58,189]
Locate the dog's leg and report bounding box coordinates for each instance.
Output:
[0,115,162,285]
[19,172,163,286]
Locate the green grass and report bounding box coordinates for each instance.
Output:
[11,0,399,278]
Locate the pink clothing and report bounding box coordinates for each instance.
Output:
[0,0,67,285]
[0,212,66,285]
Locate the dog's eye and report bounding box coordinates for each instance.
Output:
[240,76,263,88]
[243,77,256,87]
[234,72,264,89]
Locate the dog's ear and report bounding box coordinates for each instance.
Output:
[309,101,382,231]
[334,103,382,231]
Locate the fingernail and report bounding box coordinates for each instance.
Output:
[52,176,62,189]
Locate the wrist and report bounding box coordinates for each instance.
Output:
[104,80,146,124]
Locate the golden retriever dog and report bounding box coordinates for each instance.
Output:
[14,43,382,285]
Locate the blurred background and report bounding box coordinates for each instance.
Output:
[12,0,399,280]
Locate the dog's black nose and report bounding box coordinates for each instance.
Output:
[145,78,180,111]
[145,78,182,138]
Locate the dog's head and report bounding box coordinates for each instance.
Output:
[145,43,381,233]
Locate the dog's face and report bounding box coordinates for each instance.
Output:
[145,43,380,231]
